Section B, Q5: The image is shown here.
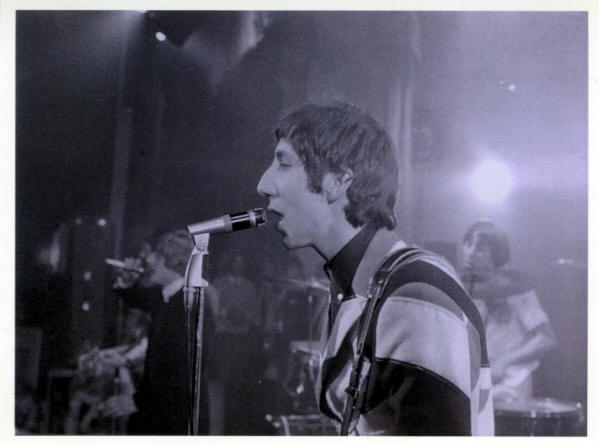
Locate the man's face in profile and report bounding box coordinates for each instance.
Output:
[257,139,328,250]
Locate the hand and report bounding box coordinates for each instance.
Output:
[77,347,100,371]
[492,384,523,401]
[114,257,144,289]
[98,367,137,419]
[97,348,127,368]
[98,393,137,418]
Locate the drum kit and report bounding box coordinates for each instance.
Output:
[262,277,337,435]
[494,397,585,436]
[268,337,337,436]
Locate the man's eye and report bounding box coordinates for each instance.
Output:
[278,163,291,170]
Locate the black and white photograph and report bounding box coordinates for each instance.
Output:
[5,2,593,438]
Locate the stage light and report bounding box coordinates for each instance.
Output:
[469,158,515,205]
[155,31,167,42]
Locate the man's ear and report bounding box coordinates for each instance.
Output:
[323,168,354,203]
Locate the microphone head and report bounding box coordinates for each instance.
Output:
[251,208,267,228]
[188,208,268,237]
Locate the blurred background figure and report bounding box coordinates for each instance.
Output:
[260,254,328,417]
[461,220,556,401]
[64,309,149,434]
[105,229,217,434]
[15,381,41,435]
[16,226,71,435]
[210,252,263,434]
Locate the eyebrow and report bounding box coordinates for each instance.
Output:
[275,148,298,163]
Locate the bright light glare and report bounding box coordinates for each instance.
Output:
[470,158,515,205]
[155,32,167,42]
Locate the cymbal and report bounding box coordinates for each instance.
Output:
[262,278,329,292]
[285,278,329,292]
[290,340,320,355]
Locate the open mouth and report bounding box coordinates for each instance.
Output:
[267,207,285,234]
[267,206,284,218]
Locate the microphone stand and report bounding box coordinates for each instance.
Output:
[184,232,210,435]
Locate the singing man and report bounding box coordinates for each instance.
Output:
[257,103,494,435]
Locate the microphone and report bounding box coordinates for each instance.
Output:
[105,258,145,274]
[187,208,267,236]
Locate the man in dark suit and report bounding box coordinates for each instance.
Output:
[101,230,215,434]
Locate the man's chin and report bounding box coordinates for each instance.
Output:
[280,232,300,250]
[281,234,295,249]
[282,242,299,251]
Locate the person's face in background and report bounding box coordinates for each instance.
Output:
[143,250,174,286]
[137,242,155,287]
[463,230,495,275]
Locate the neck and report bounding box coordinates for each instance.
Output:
[155,268,183,287]
[314,219,363,261]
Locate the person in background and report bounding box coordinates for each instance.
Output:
[260,254,327,416]
[103,230,217,434]
[210,252,263,434]
[15,381,40,434]
[64,309,149,434]
[257,102,494,435]
[462,220,556,400]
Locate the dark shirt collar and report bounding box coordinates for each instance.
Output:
[324,224,377,296]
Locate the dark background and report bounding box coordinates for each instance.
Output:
[15,10,587,432]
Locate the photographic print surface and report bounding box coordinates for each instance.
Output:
[11,6,589,437]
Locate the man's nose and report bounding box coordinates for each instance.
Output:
[257,165,273,197]
[463,249,475,262]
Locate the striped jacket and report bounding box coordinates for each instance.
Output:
[315,229,494,435]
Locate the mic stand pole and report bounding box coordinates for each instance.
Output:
[184,232,210,435]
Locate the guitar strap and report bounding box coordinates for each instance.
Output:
[339,246,488,435]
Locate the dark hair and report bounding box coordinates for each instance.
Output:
[463,220,510,268]
[155,230,193,275]
[274,103,398,230]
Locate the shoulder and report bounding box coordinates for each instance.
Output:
[497,281,551,331]
[372,287,476,401]
[382,246,467,308]
[372,247,486,357]
[506,288,541,305]
[352,229,404,296]
[388,281,465,321]
[373,248,473,342]
[506,289,547,320]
